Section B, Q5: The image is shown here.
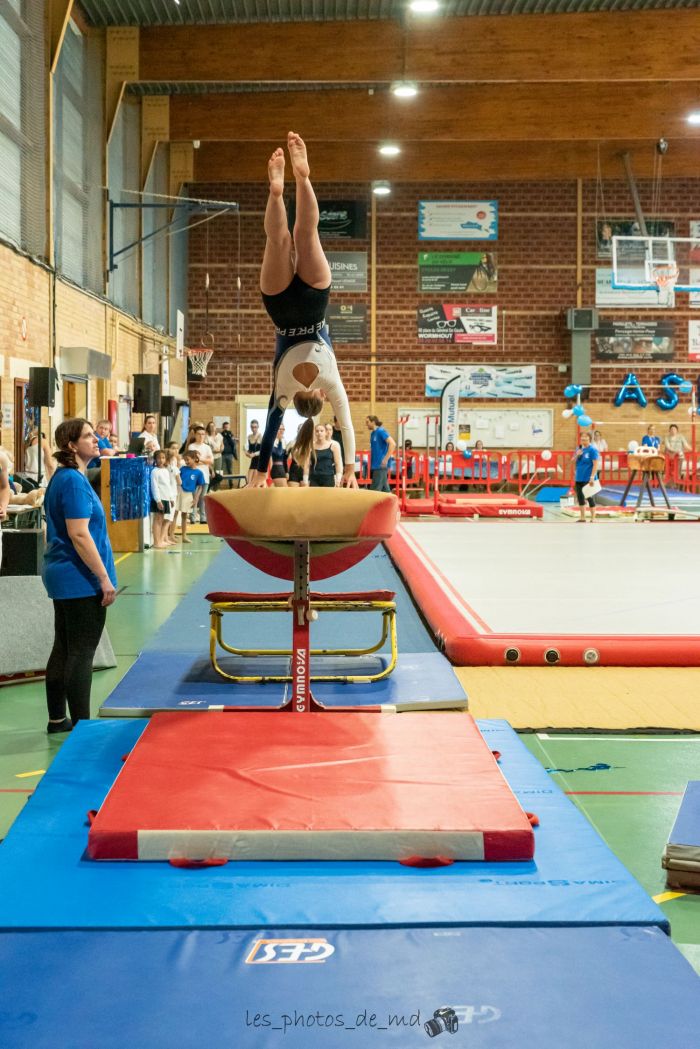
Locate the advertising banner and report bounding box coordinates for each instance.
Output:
[326,304,367,344]
[418,252,497,293]
[417,304,497,344]
[594,320,674,361]
[596,218,675,259]
[328,252,368,292]
[418,201,498,241]
[439,375,461,448]
[289,200,367,239]
[595,269,674,308]
[426,364,536,399]
[689,321,700,362]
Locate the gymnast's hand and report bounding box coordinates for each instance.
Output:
[342,466,359,490]
[250,471,269,489]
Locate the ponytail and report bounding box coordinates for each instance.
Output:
[53,417,90,470]
[292,418,316,469]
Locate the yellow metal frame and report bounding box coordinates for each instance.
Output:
[209,598,398,684]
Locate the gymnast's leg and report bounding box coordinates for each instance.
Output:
[287,132,331,289]
[260,147,294,297]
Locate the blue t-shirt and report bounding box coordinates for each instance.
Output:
[42,468,117,600]
[641,435,660,449]
[180,466,205,493]
[574,445,599,483]
[370,427,391,470]
[88,435,112,469]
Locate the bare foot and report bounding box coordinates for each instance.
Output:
[268,147,285,197]
[287,131,310,179]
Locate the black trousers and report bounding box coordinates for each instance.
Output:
[46,594,106,723]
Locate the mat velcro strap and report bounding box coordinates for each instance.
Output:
[399,855,455,868]
[168,857,229,869]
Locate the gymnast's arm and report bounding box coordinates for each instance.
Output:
[251,396,284,488]
[326,380,358,489]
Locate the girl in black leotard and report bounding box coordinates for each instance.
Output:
[253,132,357,490]
[245,419,262,484]
[269,426,288,487]
[306,423,343,488]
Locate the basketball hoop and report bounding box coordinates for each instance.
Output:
[652,261,679,291]
[186,348,214,378]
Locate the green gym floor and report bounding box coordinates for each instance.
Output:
[0,532,697,973]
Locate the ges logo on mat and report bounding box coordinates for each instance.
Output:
[246,939,336,964]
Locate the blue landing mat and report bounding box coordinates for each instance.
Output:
[0,719,666,930]
[0,925,697,1048]
[101,543,464,713]
[100,649,465,713]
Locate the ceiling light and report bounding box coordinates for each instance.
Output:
[687,111,700,125]
[372,181,392,196]
[379,144,401,156]
[392,82,418,99]
[409,0,440,11]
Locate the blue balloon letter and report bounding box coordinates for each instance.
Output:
[656,372,685,411]
[614,373,648,409]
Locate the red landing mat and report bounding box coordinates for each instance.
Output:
[88,713,535,863]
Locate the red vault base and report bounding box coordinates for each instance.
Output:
[88,712,535,863]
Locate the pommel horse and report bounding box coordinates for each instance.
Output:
[204,487,400,711]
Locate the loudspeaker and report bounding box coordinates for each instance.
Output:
[133,374,160,413]
[570,333,592,386]
[28,367,57,408]
[160,395,176,417]
[0,529,45,577]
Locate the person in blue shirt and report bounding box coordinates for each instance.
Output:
[42,419,117,733]
[176,451,206,544]
[641,424,660,450]
[87,419,117,469]
[366,415,396,492]
[573,430,600,523]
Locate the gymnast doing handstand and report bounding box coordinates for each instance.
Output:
[251,132,358,489]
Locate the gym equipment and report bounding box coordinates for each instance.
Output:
[87,711,535,863]
[663,780,700,890]
[205,488,398,710]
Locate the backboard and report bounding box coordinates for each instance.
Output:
[612,235,700,295]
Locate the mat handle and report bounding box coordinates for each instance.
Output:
[86,809,97,826]
[491,750,501,761]
[525,811,540,827]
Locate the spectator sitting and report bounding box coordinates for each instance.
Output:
[138,414,160,459]
[663,423,691,478]
[88,420,117,470]
[641,424,660,451]
[592,429,608,453]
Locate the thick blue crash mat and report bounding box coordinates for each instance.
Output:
[99,649,466,713]
[0,925,698,1048]
[0,719,666,930]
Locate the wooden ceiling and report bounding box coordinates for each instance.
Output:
[110,12,700,181]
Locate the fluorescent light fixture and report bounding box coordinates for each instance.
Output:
[372,181,392,196]
[379,144,401,156]
[392,82,418,99]
[409,0,440,11]
[687,111,700,125]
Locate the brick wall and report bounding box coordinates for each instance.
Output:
[188,176,700,448]
[1,239,186,458]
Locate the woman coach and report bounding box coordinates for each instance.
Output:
[42,419,117,733]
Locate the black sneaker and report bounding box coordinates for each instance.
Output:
[47,718,73,734]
